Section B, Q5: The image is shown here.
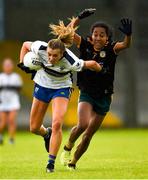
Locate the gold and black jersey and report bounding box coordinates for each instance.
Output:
[77,37,118,98]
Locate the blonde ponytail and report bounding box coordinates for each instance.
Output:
[49,19,78,47]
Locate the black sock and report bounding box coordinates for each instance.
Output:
[48,154,56,165]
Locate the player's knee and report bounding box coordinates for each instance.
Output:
[9,120,15,126]
[52,121,62,133]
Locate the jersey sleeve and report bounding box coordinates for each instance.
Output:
[79,37,91,51]
[108,41,118,55]
[30,41,48,54]
[64,49,84,72]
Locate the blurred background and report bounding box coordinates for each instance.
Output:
[0,0,147,129]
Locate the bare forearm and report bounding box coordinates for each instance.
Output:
[84,61,102,72]
[114,35,132,53]
[67,17,79,28]
[123,35,132,48]
[72,17,80,28]
[116,18,132,52]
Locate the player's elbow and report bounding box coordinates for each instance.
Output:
[124,42,131,49]
[22,41,32,51]
[22,41,28,47]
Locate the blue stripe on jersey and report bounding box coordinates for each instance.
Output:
[64,51,75,65]
[39,45,47,50]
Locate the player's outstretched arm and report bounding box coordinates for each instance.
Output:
[68,8,96,47]
[114,18,132,53]
[83,60,102,72]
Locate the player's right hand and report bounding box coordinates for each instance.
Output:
[78,8,96,20]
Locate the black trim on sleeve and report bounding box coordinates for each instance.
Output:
[63,51,75,65]
[39,45,47,51]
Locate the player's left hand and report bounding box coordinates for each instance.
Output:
[78,8,96,20]
[17,63,36,80]
[118,18,132,36]
[17,62,32,73]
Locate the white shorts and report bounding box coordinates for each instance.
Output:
[0,94,20,112]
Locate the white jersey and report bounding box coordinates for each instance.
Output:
[0,73,23,111]
[31,41,84,89]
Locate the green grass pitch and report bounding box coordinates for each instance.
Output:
[0,129,148,179]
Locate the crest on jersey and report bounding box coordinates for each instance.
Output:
[35,87,39,93]
[100,51,106,58]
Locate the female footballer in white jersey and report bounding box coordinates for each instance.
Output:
[18,21,102,173]
[0,58,23,144]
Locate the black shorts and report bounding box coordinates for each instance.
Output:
[79,91,112,115]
